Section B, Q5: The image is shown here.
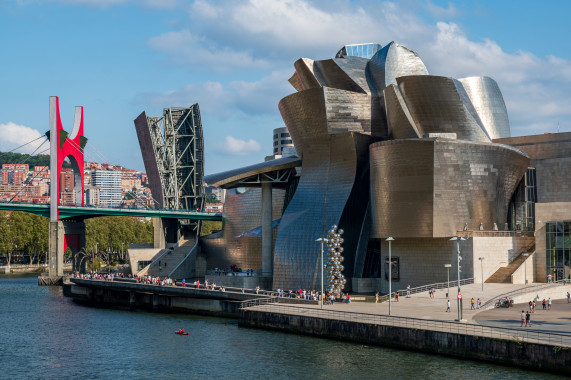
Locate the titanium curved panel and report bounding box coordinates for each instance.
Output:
[273,133,372,291]
[384,84,421,139]
[396,75,492,142]
[370,139,529,238]
[278,87,373,156]
[200,187,285,271]
[458,76,511,139]
[292,58,321,91]
[313,59,367,94]
[203,156,301,188]
[367,41,429,93]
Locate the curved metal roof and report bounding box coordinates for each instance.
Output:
[203,155,301,189]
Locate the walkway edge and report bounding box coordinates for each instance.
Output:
[238,309,571,375]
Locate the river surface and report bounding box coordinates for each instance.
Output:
[0,275,565,379]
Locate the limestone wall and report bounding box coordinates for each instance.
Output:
[535,202,571,282]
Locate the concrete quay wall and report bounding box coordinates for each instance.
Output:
[238,310,571,375]
[63,279,316,317]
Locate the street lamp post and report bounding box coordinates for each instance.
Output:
[444,264,451,298]
[450,236,466,321]
[478,257,485,291]
[386,237,394,316]
[522,253,530,285]
[316,237,327,309]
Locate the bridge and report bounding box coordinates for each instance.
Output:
[0,203,222,221]
[2,97,215,279]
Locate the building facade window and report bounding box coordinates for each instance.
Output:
[546,221,571,281]
[385,256,399,281]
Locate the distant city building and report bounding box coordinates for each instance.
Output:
[60,169,75,205]
[84,185,101,206]
[92,170,121,207]
[205,202,224,213]
[272,127,295,156]
[204,185,226,203]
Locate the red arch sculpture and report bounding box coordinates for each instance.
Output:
[49,96,87,221]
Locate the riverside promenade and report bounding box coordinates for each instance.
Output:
[238,282,571,375]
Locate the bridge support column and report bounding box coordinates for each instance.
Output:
[261,182,273,276]
[49,221,65,277]
[49,220,86,277]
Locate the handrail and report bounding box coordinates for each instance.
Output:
[378,278,475,303]
[168,237,198,278]
[240,302,571,347]
[480,280,569,310]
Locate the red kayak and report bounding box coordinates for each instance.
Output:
[175,330,189,335]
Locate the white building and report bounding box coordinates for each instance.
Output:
[92,170,121,207]
[272,127,295,156]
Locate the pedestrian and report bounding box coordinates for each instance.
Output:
[567,292,570,303]
[526,311,532,327]
[548,297,552,310]
[428,288,432,298]
[470,297,475,310]
[406,285,411,298]
[532,300,536,313]
[521,310,526,327]
[548,273,552,283]
[542,298,546,310]
[375,291,379,304]
[477,298,481,309]
[395,291,399,302]
[529,301,533,312]
[256,285,260,295]
[446,299,451,312]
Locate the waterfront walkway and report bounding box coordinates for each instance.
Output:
[242,281,571,346]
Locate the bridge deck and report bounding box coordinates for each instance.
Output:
[0,203,222,220]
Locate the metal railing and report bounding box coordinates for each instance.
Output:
[480,279,570,310]
[456,230,534,238]
[205,270,272,277]
[378,278,475,303]
[240,302,571,347]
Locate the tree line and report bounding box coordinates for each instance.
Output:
[0,151,73,170]
[0,211,152,265]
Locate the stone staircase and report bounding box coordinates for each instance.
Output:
[145,238,196,277]
[485,244,535,283]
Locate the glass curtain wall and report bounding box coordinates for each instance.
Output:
[546,221,571,281]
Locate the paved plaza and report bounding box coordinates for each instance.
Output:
[279,282,571,334]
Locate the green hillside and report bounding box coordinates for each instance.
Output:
[0,152,71,170]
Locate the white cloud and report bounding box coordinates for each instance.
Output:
[0,122,47,154]
[147,29,271,71]
[219,136,261,156]
[141,0,571,136]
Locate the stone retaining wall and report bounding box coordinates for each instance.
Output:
[239,309,571,375]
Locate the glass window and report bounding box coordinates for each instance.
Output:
[385,257,399,281]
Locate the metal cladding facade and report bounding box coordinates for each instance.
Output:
[272,133,372,291]
[458,76,511,139]
[200,187,285,270]
[203,39,530,290]
[395,76,491,142]
[367,41,429,91]
[369,138,529,238]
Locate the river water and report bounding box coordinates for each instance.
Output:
[0,275,564,379]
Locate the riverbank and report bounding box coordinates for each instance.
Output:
[63,278,571,376]
[238,303,571,375]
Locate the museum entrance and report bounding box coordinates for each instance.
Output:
[546,221,571,281]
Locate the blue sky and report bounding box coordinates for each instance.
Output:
[1,0,570,174]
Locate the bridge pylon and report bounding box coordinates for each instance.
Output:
[48,96,88,277]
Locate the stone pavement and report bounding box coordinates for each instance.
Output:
[283,282,571,328]
[474,299,571,335]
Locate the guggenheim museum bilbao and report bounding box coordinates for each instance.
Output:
[203,42,571,293]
